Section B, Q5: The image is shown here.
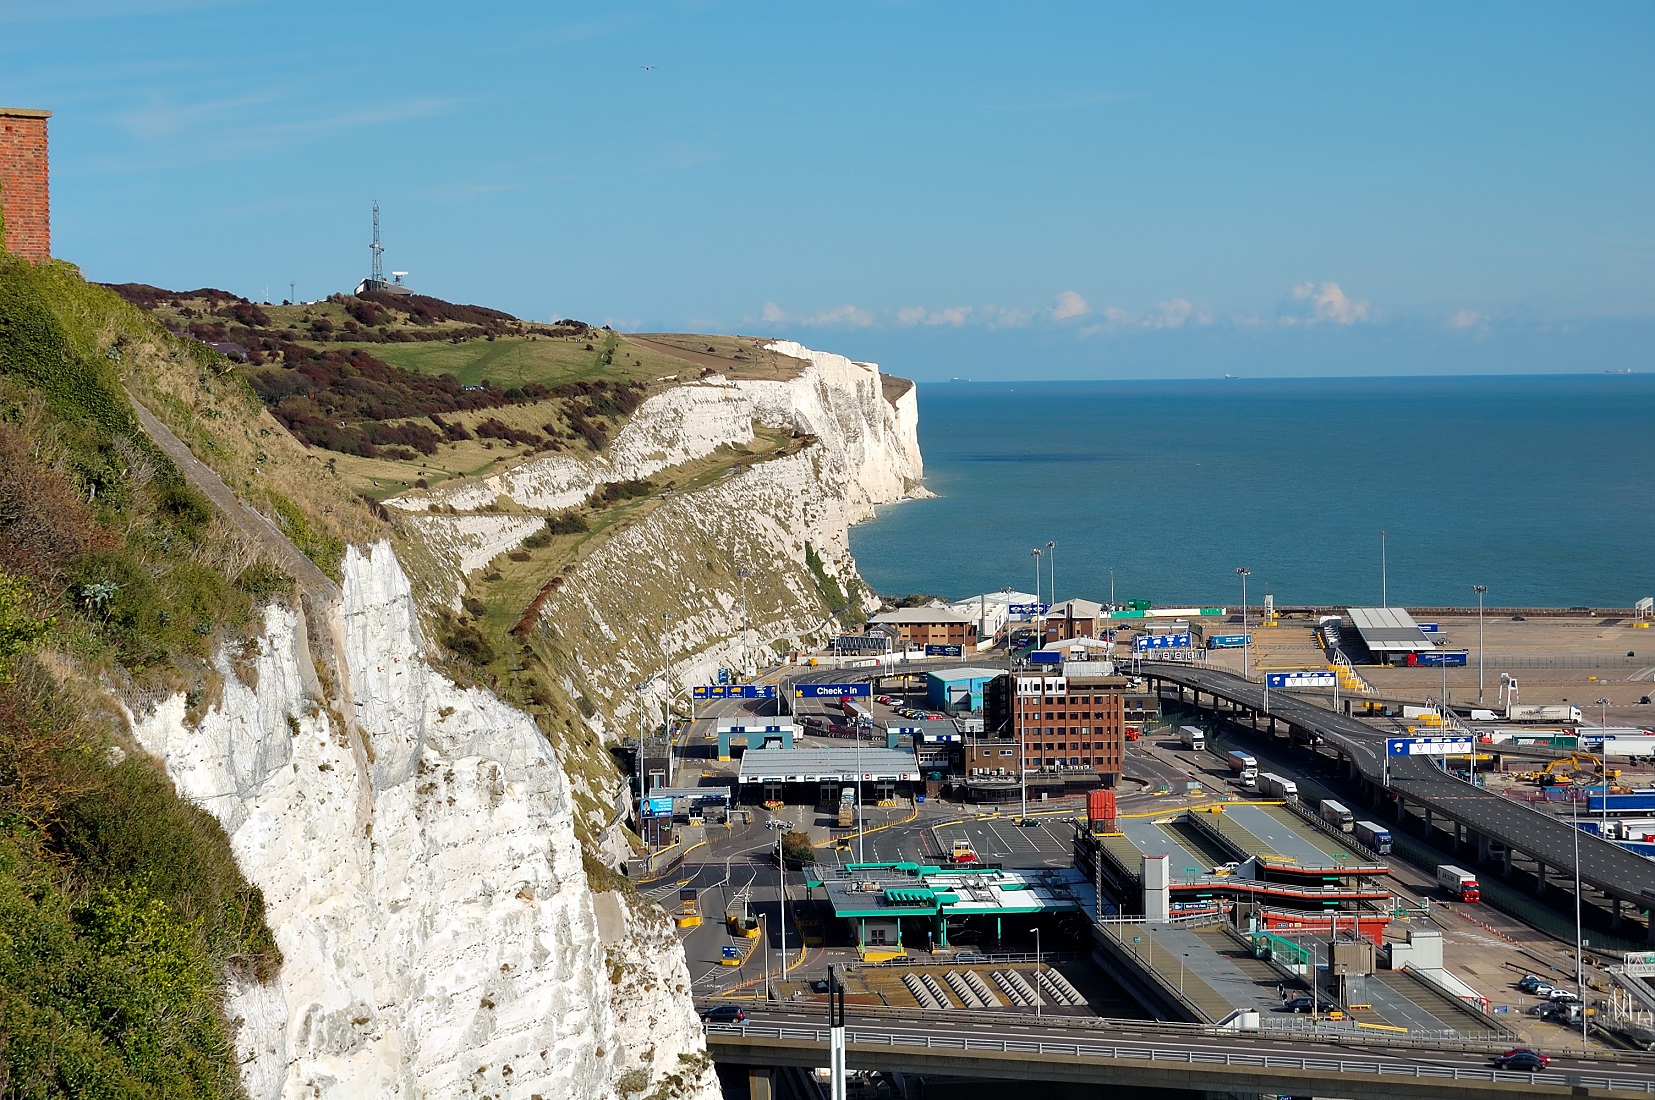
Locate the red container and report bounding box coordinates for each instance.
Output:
[1088,789,1116,825]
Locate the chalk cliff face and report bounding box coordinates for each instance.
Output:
[399,340,925,750]
[132,544,714,1100]
[132,339,923,1100]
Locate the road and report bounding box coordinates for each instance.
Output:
[706,1005,1655,1098]
[127,391,339,599]
[1143,663,1655,922]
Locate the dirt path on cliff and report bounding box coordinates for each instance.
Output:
[126,392,341,600]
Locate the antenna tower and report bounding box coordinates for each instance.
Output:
[369,200,385,286]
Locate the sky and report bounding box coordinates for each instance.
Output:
[3,1,1651,380]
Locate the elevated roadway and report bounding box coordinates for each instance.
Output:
[1139,662,1655,939]
[706,1006,1655,1099]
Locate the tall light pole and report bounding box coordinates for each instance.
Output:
[1031,548,1044,646]
[1046,540,1058,610]
[1473,585,1487,704]
[662,612,675,786]
[1596,696,1613,837]
[1236,568,1251,682]
[737,567,752,676]
[772,821,791,981]
[1380,530,1388,608]
[1573,795,1586,1051]
[1029,927,1042,1017]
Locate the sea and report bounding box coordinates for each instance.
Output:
[848,374,1655,610]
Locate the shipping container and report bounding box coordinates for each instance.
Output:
[1413,650,1469,667]
[1088,789,1117,826]
[1586,790,1655,814]
[1354,820,1392,854]
[1205,634,1251,649]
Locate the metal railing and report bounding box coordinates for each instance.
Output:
[704,1023,1655,1092]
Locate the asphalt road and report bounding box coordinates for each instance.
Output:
[1142,663,1655,915]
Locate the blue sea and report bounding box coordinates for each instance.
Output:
[848,375,1655,609]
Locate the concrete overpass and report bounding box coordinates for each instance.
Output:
[706,1006,1655,1099]
[1139,662,1655,941]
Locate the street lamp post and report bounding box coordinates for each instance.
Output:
[1596,696,1612,836]
[1046,540,1057,611]
[1472,585,1488,704]
[1030,927,1043,1018]
[1236,568,1251,681]
[771,820,791,979]
[1031,548,1044,645]
[1573,796,1586,1051]
[1380,530,1388,608]
[661,613,675,786]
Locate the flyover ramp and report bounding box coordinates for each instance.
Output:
[705,1007,1655,1099]
[1141,662,1655,931]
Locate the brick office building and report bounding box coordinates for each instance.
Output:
[1040,598,1106,643]
[865,606,979,649]
[0,108,50,261]
[982,664,1159,787]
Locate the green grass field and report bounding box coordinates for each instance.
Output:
[359,332,677,390]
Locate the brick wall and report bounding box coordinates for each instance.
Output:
[0,109,51,261]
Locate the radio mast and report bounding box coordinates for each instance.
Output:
[369,200,385,286]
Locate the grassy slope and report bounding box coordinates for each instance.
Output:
[0,257,305,1099]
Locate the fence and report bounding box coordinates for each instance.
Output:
[704,1023,1655,1092]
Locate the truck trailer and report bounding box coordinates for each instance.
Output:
[1180,726,1206,751]
[1586,790,1655,814]
[1257,772,1299,802]
[1354,820,1393,854]
[1223,751,1258,789]
[1436,864,1481,902]
[1319,799,1355,833]
[1508,704,1584,722]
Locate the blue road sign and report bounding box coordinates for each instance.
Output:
[924,644,963,657]
[1265,671,1338,689]
[1134,632,1191,650]
[1009,602,1051,616]
[717,668,729,684]
[694,684,778,700]
[646,796,674,815]
[795,682,873,699]
[721,945,739,960]
[1387,736,1474,756]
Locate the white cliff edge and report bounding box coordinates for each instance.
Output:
[131,542,716,1100]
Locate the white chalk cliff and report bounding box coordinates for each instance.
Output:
[133,544,714,1100]
[131,339,924,1100]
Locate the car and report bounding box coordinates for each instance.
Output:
[1496,1048,1551,1069]
[699,1005,746,1024]
[926,713,945,720]
[1547,988,1580,1003]
[1528,982,1557,998]
[1516,975,1546,993]
[1494,1050,1549,1071]
[1282,996,1314,1013]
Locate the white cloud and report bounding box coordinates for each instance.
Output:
[1449,309,1485,330]
[896,305,976,327]
[1052,290,1090,320]
[759,302,875,328]
[1281,281,1369,325]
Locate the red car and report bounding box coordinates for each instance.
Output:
[1495,1048,1550,1069]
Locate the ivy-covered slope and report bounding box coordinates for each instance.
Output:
[0,256,372,1098]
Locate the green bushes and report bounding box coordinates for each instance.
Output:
[0,258,284,1096]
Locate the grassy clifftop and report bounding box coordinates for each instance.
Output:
[0,256,323,1098]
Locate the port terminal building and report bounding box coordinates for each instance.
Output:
[805,864,1098,954]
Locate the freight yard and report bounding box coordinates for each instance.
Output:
[638,597,1655,1095]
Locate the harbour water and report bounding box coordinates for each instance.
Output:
[849,374,1655,608]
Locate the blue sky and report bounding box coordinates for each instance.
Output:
[3,1,1651,379]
